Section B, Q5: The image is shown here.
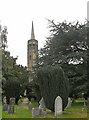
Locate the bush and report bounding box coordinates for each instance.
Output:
[34,65,69,111]
[5,78,21,104]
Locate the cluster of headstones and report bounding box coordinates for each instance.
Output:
[28,97,47,117]
[29,96,72,117]
[3,97,15,114]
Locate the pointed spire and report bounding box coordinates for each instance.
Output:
[31,21,35,39]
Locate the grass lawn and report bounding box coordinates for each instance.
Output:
[2,105,32,118]
[2,100,88,118]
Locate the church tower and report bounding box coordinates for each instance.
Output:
[27,21,38,72]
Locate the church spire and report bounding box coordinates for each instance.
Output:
[31,21,35,39]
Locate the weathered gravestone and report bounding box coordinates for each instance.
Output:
[10,98,15,105]
[3,104,8,111]
[32,108,47,117]
[39,97,46,111]
[40,109,47,117]
[8,98,15,114]
[55,96,62,116]
[66,97,72,108]
[32,108,41,117]
[8,105,14,114]
[3,96,6,104]
[3,96,8,111]
[28,102,33,111]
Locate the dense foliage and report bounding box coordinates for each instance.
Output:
[5,79,20,104]
[37,20,88,98]
[1,24,29,103]
[26,81,41,101]
[34,66,69,111]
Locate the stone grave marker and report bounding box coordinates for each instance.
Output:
[32,108,47,117]
[55,96,62,116]
[40,109,47,117]
[32,108,41,117]
[66,97,72,108]
[3,96,6,104]
[39,97,46,111]
[8,98,15,114]
[10,98,15,105]
[8,105,14,114]
[3,96,8,111]
[28,102,33,111]
[3,104,8,111]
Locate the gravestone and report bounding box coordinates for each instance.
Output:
[3,104,8,111]
[66,97,72,108]
[10,98,15,105]
[32,108,47,117]
[28,102,33,111]
[3,96,6,104]
[55,96,62,116]
[40,109,47,117]
[8,105,14,114]
[39,97,46,111]
[3,96,8,111]
[32,108,41,117]
[8,98,15,114]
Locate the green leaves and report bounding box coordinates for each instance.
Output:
[34,66,69,111]
[36,20,88,98]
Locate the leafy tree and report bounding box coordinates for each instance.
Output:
[5,79,21,104]
[1,25,29,101]
[2,50,29,98]
[34,65,69,111]
[37,20,88,98]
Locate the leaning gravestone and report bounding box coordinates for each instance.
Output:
[55,96,62,116]
[39,97,46,111]
[8,98,15,114]
[66,97,72,108]
[3,96,8,111]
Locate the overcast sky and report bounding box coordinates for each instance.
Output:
[0,0,88,66]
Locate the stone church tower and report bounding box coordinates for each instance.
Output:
[27,21,38,72]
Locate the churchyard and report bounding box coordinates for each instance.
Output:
[1,18,89,119]
[2,97,88,118]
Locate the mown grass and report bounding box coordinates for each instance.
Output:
[2,100,88,118]
[2,105,32,118]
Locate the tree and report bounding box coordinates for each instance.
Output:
[5,79,21,104]
[34,65,69,111]
[1,25,29,101]
[2,50,29,98]
[37,20,88,98]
